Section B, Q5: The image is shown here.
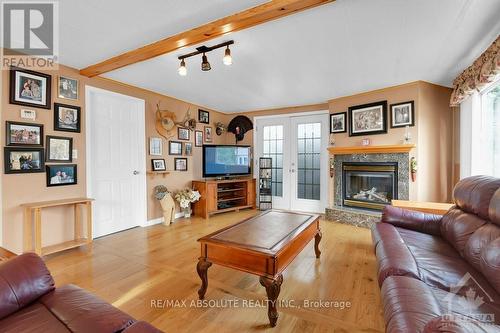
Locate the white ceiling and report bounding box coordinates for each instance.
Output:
[59,0,500,113]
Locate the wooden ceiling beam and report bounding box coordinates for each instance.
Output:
[79,0,334,77]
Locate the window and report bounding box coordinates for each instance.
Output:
[262,125,283,197]
[480,80,500,177]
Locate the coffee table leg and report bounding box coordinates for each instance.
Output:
[259,274,283,327]
[314,230,322,258]
[196,258,212,300]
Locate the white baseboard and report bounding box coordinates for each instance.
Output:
[145,212,185,226]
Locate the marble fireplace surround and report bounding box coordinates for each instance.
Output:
[333,152,410,206]
[326,144,415,228]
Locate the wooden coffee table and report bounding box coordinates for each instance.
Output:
[196,210,321,327]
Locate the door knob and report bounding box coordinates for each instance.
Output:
[133,170,140,175]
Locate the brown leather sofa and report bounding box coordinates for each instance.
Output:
[0,253,162,333]
[372,175,500,333]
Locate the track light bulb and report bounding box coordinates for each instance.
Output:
[178,59,187,76]
[201,53,211,71]
[223,46,232,66]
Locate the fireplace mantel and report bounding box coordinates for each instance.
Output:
[328,144,416,155]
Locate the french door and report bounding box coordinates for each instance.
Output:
[86,86,147,238]
[255,112,329,213]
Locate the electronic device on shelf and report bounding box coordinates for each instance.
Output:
[203,145,251,178]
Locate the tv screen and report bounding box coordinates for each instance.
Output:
[203,145,251,178]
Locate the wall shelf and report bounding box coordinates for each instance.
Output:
[327,144,416,155]
[147,171,170,178]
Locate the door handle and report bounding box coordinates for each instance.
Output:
[289,169,295,173]
[133,170,140,175]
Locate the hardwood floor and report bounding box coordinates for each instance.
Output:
[45,210,385,332]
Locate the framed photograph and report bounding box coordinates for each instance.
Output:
[330,112,347,133]
[4,147,44,174]
[204,126,213,143]
[9,67,51,109]
[169,141,183,155]
[151,159,166,171]
[195,130,203,147]
[178,127,190,141]
[149,137,162,156]
[198,109,209,124]
[46,136,73,162]
[20,109,36,120]
[348,101,387,136]
[184,142,193,156]
[58,76,79,100]
[46,164,77,187]
[54,103,81,132]
[390,101,415,128]
[6,121,43,146]
[174,158,188,171]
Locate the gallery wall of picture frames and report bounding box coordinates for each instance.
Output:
[4,67,81,187]
[330,99,415,137]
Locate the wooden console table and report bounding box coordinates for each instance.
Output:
[22,198,94,256]
[392,200,454,215]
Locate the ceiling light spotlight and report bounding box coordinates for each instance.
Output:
[201,53,211,71]
[178,59,187,76]
[223,46,232,66]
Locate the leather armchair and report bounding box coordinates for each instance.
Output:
[0,253,162,333]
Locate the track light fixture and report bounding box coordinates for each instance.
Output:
[178,40,234,76]
[178,59,187,76]
[201,53,211,71]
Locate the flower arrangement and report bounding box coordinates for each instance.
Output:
[174,188,201,209]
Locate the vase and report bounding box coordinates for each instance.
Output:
[183,205,192,218]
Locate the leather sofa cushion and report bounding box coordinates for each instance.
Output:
[489,188,500,226]
[0,303,69,333]
[372,224,420,286]
[453,175,500,220]
[382,276,500,333]
[0,253,55,320]
[464,224,500,271]
[441,209,487,257]
[424,315,500,333]
[39,284,135,333]
[481,238,500,294]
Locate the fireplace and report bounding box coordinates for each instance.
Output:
[342,162,398,210]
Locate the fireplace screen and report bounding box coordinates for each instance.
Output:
[342,163,397,210]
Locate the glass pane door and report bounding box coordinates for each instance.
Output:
[297,123,321,200]
[262,125,284,197]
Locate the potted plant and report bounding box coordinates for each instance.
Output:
[410,157,417,182]
[174,188,201,218]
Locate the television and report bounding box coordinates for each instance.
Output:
[203,145,251,178]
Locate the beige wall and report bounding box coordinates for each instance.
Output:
[235,81,453,206]
[1,64,232,254]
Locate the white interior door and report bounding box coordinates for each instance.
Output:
[86,86,146,238]
[255,112,328,212]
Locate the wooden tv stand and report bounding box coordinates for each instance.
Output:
[192,178,256,218]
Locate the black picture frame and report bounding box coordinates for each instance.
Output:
[198,109,210,124]
[54,103,81,133]
[151,159,166,171]
[46,164,77,187]
[174,158,188,171]
[169,141,183,155]
[6,121,44,146]
[348,101,387,137]
[46,135,73,162]
[177,127,190,141]
[329,112,347,133]
[390,101,415,128]
[4,147,45,174]
[9,67,51,109]
[184,142,193,156]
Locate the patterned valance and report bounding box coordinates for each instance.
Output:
[450,35,500,106]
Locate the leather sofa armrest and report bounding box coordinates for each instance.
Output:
[0,253,55,320]
[423,315,500,333]
[122,320,163,332]
[382,205,443,236]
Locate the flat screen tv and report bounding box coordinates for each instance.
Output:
[203,145,251,178]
